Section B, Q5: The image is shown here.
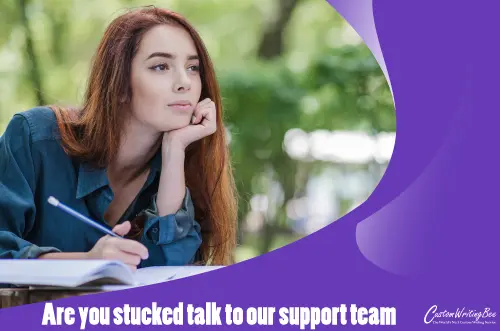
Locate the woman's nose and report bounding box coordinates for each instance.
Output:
[173,71,191,92]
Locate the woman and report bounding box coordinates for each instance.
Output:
[0,7,237,269]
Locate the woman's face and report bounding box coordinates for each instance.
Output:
[129,24,202,132]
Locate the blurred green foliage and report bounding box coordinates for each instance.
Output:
[0,0,395,262]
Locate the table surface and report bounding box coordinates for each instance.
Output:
[0,288,103,308]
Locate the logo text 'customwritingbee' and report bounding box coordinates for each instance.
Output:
[424,305,497,325]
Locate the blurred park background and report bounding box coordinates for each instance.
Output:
[0,0,395,262]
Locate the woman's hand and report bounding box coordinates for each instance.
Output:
[86,221,149,271]
[165,98,217,150]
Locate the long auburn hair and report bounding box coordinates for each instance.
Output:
[50,6,237,265]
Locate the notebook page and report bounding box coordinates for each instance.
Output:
[134,266,180,285]
[0,260,130,287]
[171,266,224,280]
[134,266,224,285]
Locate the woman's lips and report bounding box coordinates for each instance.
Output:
[168,104,191,111]
[168,101,192,111]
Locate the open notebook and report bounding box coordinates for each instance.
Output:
[0,260,222,288]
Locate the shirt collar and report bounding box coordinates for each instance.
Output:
[76,162,109,199]
[75,150,162,200]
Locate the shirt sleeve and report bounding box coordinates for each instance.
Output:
[137,187,202,265]
[0,115,61,259]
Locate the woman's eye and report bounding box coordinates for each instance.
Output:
[188,65,200,72]
[151,64,168,71]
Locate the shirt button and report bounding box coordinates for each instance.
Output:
[152,228,158,233]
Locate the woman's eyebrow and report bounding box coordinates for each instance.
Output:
[145,52,199,61]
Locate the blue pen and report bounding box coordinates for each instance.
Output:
[47,196,121,238]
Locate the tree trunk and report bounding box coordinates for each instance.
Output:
[257,0,300,60]
[18,0,45,105]
[250,0,302,255]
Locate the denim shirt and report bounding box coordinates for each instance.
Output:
[0,107,202,267]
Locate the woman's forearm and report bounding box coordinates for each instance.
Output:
[156,138,186,216]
